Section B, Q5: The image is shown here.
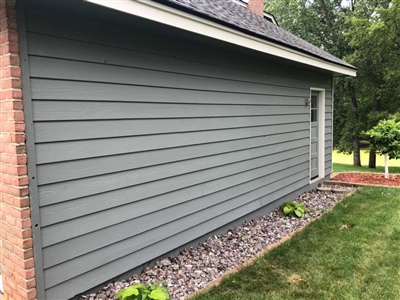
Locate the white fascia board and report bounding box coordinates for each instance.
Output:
[85,0,357,77]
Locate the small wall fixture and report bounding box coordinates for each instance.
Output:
[305,97,311,106]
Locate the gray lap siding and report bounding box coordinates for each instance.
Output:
[22,1,333,298]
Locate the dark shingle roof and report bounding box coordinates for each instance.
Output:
[156,0,356,70]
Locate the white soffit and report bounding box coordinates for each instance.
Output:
[85,0,357,77]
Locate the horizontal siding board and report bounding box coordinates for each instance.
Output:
[38,144,308,209]
[41,160,308,251]
[28,33,333,92]
[25,10,331,85]
[31,79,309,105]
[44,164,308,287]
[43,168,308,278]
[44,199,260,300]
[39,142,308,213]
[325,167,332,176]
[32,100,308,121]
[29,57,311,97]
[325,126,332,134]
[325,140,331,148]
[24,5,336,298]
[45,176,309,300]
[34,115,308,143]
[325,147,332,156]
[37,133,309,185]
[40,150,309,227]
[35,122,309,164]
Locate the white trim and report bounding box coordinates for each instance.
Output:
[331,79,334,177]
[85,0,356,77]
[310,88,326,183]
[263,12,277,24]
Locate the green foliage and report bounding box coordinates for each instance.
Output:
[281,201,309,218]
[266,0,400,166]
[116,284,170,300]
[364,118,400,159]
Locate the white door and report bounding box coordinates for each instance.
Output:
[310,92,319,179]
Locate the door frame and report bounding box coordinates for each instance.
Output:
[309,88,325,183]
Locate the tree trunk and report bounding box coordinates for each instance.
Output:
[368,150,376,168]
[353,141,361,166]
[368,87,378,169]
[384,153,389,179]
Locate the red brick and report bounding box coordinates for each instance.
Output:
[0,122,25,132]
[0,175,28,187]
[10,274,35,292]
[4,88,22,99]
[12,292,25,300]
[26,288,37,299]
[14,288,37,300]
[5,275,17,291]
[10,227,32,240]
[1,66,21,78]
[15,217,31,229]
[11,253,34,269]
[0,143,26,154]
[5,213,16,226]
[13,247,33,260]
[5,185,29,198]
[9,154,27,165]
[1,53,19,66]
[2,194,16,205]
[3,256,15,271]
[14,265,35,280]
[247,0,264,16]
[1,1,37,298]
[3,41,19,54]
[8,207,30,219]
[14,196,30,208]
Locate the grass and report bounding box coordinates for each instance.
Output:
[333,150,400,173]
[192,187,400,300]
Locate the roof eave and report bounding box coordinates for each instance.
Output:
[84,0,357,77]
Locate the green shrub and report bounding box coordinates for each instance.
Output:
[281,201,309,218]
[116,284,170,300]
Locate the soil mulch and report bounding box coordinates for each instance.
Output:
[333,172,400,187]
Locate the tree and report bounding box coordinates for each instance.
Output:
[364,118,400,178]
[345,0,400,168]
[265,0,400,167]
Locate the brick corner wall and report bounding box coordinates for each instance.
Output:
[0,0,37,299]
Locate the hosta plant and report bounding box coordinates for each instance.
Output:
[281,201,309,218]
[116,283,170,300]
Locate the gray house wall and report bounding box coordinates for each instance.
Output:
[21,1,332,299]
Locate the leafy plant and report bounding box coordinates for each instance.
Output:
[116,283,170,300]
[281,201,309,218]
[364,118,400,178]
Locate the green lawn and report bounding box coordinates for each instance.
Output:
[192,187,400,300]
[333,150,400,173]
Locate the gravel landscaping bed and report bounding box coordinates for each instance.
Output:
[80,184,356,300]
